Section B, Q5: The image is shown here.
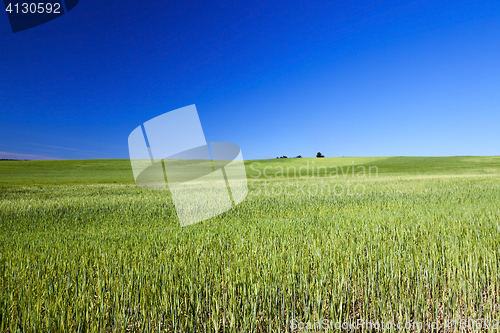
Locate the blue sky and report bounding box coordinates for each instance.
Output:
[1,0,499,160]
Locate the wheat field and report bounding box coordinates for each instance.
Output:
[1,157,499,331]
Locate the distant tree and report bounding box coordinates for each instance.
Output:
[316,152,325,158]
[296,155,302,158]
[0,159,28,161]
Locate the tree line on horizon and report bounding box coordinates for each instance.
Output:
[0,159,30,161]
[277,152,324,159]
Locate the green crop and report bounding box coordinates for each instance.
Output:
[1,157,499,331]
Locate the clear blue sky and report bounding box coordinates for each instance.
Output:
[1,0,499,160]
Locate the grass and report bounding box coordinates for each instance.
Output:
[0,159,134,187]
[1,156,500,331]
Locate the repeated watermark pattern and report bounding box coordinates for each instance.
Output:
[128,105,247,227]
[249,161,379,179]
[290,318,500,331]
[248,161,378,197]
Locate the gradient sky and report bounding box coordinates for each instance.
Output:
[1,0,499,160]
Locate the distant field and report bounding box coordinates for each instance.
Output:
[1,156,499,186]
[1,157,500,331]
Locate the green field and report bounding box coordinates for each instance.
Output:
[1,157,500,331]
